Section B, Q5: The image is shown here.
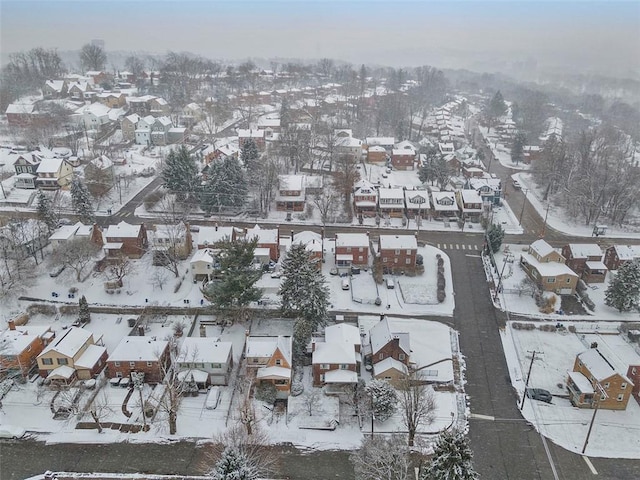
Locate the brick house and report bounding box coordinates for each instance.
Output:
[378,234,418,274]
[5,103,36,127]
[404,190,430,219]
[311,324,361,386]
[456,189,483,223]
[245,336,292,398]
[43,80,68,99]
[244,224,280,261]
[238,129,265,150]
[431,191,460,219]
[391,141,416,170]
[106,337,170,384]
[378,188,405,218]
[567,348,634,410]
[149,222,193,265]
[353,179,378,218]
[335,233,370,267]
[291,231,323,267]
[0,320,54,378]
[196,225,235,249]
[366,145,387,164]
[276,175,305,212]
[103,221,148,259]
[37,327,107,381]
[603,245,640,271]
[520,239,579,295]
[368,317,410,367]
[562,244,607,283]
[68,81,93,101]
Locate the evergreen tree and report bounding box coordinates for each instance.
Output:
[605,259,640,312]
[511,132,527,165]
[213,446,257,480]
[420,429,479,480]
[78,295,91,324]
[70,178,95,223]
[162,145,199,201]
[36,190,58,232]
[365,379,398,422]
[279,243,330,329]
[200,156,247,214]
[487,223,505,253]
[240,139,260,171]
[201,238,262,322]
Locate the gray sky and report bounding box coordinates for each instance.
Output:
[1,1,639,77]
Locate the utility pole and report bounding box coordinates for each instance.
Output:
[518,188,529,226]
[520,350,539,410]
[541,201,551,238]
[582,383,607,454]
[494,249,513,301]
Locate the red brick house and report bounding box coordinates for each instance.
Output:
[0,320,54,379]
[276,175,305,212]
[368,318,410,366]
[335,233,370,267]
[353,179,378,218]
[103,221,148,259]
[245,336,292,398]
[106,337,170,384]
[237,129,265,150]
[366,145,387,164]
[391,141,416,171]
[312,324,361,386]
[603,245,640,271]
[244,225,280,261]
[291,231,323,267]
[378,234,418,273]
[562,244,607,283]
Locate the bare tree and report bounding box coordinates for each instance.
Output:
[157,340,182,435]
[149,268,169,291]
[106,255,135,287]
[312,187,339,227]
[50,238,101,282]
[88,391,114,434]
[398,371,436,446]
[152,199,193,277]
[333,153,361,209]
[84,162,114,209]
[350,435,411,480]
[80,43,107,72]
[239,392,256,436]
[301,389,322,416]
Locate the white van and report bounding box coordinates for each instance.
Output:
[341,279,350,290]
[205,386,221,409]
[386,278,395,289]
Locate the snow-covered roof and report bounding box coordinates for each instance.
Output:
[105,221,142,239]
[124,113,140,124]
[520,252,577,277]
[459,189,483,206]
[6,103,35,114]
[530,239,556,259]
[431,191,459,211]
[379,235,417,251]
[368,145,387,153]
[567,371,594,394]
[197,226,234,246]
[49,223,82,241]
[577,348,631,383]
[378,188,404,201]
[369,318,410,357]
[178,338,232,364]
[292,231,322,252]
[245,225,278,244]
[279,174,304,191]
[404,191,429,208]
[373,357,408,377]
[324,369,358,383]
[246,336,292,365]
[108,337,168,362]
[365,137,395,147]
[256,366,291,380]
[45,80,66,92]
[392,148,415,157]
[36,158,64,174]
[40,327,92,358]
[190,248,218,265]
[335,233,369,248]
[48,365,75,380]
[0,325,51,355]
[312,341,357,365]
[585,261,607,270]
[90,155,113,170]
[75,344,106,369]
[237,129,264,138]
[611,245,640,261]
[567,244,603,259]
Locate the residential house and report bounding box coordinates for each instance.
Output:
[5,103,36,127]
[127,95,156,115]
[121,113,140,142]
[0,320,54,378]
[391,141,416,170]
[49,222,98,249]
[304,175,323,196]
[438,142,455,155]
[368,317,411,385]
[85,71,111,86]
[180,102,204,127]
[103,221,148,259]
[190,248,221,283]
[466,178,502,206]
[291,230,323,266]
[134,115,156,145]
[43,80,68,99]
[37,327,107,381]
[335,233,370,268]
[365,137,395,152]
[244,225,279,261]
[353,179,378,218]
[567,348,634,410]
[12,151,43,189]
[177,337,233,386]
[256,115,281,139]
[77,103,112,130]
[520,239,579,294]
[404,189,430,219]
[196,225,235,249]
[562,244,607,283]
[312,323,361,386]
[378,188,405,218]
[336,133,364,160]
[523,145,541,164]
[85,154,114,186]
[68,81,93,101]
[106,337,170,384]
[456,189,483,223]
[150,116,173,146]
[604,245,640,271]
[431,192,460,219]
[238,129,265,150]
[276,174,305,212]
[245,335,292,397]
[149,97,171,116]
[366,145,387,164]
[462,165,485,179]
[35,158,73,189]
[97,92,127,108]
[149,222,193,265]
[378,234,418,274]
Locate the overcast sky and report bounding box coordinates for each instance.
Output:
[1,0,639,76]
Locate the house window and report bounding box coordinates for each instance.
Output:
[57,358,68,365]
[406,249,411,254]
[42,358,53,365]
[321,363,329,370]
[621,383,627,389]
[340,364,348,370]
[146,362,153,367]
[379,353,384,360]
[399,353,405,361]
[116,372,122,378]
[604,382,610,389]
[129,361,135,367]
[211,363,221,369]
[617,394,624,402]
[359,247,363,252]
[406,258,411,264]
[383,257,388,263]
[566,278,572,283]
[632,368,637,375]
[547,278,556,283]
[115,361,121,367]
[394,249,400,255]
[320,374,325,382]
[275,359,282,366]
[275,379,288,385]
[252,358,259,363]
[394,258,398,264]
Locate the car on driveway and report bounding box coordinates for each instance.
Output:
[512,179,522,189]
[526,388,552,403]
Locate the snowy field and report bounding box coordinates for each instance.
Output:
[503,322,640,458]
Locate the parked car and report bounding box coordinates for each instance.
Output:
[0,425,25,439]
[386,278,395,289]
[512,179,522,190]
[341,279,350,290]
[270,271,283,279]
[329,267,338,276]
[205,386,221,409]
[526,388,552,403]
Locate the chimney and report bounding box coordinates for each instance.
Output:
[8,319,16,331]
